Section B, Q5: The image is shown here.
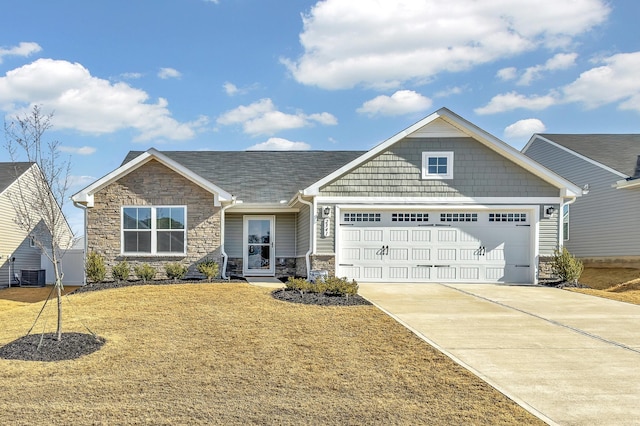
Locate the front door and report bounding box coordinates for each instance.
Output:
[243,216,275,276]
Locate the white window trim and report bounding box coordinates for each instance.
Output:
[121,205,187,256]
[422,151,454,180]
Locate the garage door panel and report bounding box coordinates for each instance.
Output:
[363,267,382,279]
[412,248,431,261]
[389,267,409,279]
[460,248,480,261]
[460,267,480,280]
[412,266,431,279]
[342,229,361,242]
[341,266,360,279]
[341,248,360,261]
[389,248,408,260]
[436,267,456,280]
[438,229,457,242]
[437,248,457,261]
[411,229,431,242]
[389,230,409,241]
[363,230,383,241]
[363,248,381,260]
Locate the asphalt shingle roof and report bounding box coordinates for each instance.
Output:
[123,151,365,203]
[539,134,640,177]
[0,162,33,194]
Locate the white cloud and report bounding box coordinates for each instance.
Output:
[67,174,97,189]
[433,86,465,98]
[217,98,337,136]
[475,91,559,115]
[357,90,431,117]
[0,42,41,63]
[120,72,143,80]
[478,51,640,115]
[497,67,517,81]
[59,145,97,155]
[562,51,640,111]
[504,118,546,140]
[0,58,199,141]
[518,52,578,85]
[246,137,311,151]
[158,67,182,79]
[283,0,609,90]
[223,82,238,95]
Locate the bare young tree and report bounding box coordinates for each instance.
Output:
[4,105,74,341]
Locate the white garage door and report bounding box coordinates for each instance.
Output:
[337,210,531,283]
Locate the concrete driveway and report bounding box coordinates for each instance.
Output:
[358,283,640,426]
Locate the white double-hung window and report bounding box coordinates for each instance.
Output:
[422,151,454,179]
[122,206,186,255]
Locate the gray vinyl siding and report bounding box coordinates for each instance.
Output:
[525,139,640,257]
[224,214,243,258]
[294,200,310,257]
[539,208,560,256]
[319,137,559,197]
[224,213,296,258]
[315,204,336,255]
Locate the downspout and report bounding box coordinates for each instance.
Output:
[297,194,314,279]
[73,200,88,286]
[220,197,236,280]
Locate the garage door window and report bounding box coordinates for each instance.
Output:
[343,213,381,222]
[489,213,527,222]
[440,213,477,222]
[391,213,429,222]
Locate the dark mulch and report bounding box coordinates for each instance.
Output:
[271,288,372,306]
[0,332,105,362]
[540,280,589,289]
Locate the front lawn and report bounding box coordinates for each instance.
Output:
[0,284,542,425]
[569,267,640,305]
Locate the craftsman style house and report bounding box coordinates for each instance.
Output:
[72,108,582,284]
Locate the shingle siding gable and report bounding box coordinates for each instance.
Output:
[320,137,558,197]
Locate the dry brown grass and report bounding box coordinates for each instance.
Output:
[0,284,542,425]
[570,267,640,305]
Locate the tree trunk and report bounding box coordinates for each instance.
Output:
[52,249,63,341]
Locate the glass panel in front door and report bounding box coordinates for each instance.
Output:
[247,219,271,270]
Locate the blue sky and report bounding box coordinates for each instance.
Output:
[1,0,639,235]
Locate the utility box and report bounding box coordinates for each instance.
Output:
[21,269,46,287]
[309,269,328,283]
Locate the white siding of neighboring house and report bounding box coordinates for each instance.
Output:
[525,138,640,258]
[0,165,73,286]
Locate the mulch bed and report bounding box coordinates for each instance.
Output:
[0,332,105,362]
[540,280,589,289]
[71,277,246,294]
[271,288,371,306]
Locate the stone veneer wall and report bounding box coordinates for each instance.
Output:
[310,255,335,277]
[87,160,221,280]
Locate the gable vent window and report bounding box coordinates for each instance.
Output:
[392,213,429,222]
[440,213,477,222]
[343,213,381,222]
[422,151,454,180]
[489,213,527,222]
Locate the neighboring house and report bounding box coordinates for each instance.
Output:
[523,134,640,264]
[0,162,74,287]
[72,108,581,284]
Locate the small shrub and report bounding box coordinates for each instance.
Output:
[165,262,188,281]
[285,277,312,295]
[197,258,219,281]
[134,263,156,283]
[86,251,106,283]
[111,260,130,283]
[323,276,359,298]
[551,247,584,284]
[285,276,358,298]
